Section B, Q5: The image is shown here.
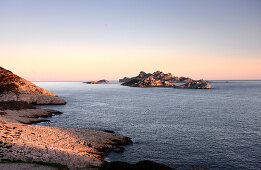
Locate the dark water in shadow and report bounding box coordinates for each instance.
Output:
[35,81,261,169]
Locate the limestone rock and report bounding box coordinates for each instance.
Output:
[0,67,66,104]
[0,120,132,169]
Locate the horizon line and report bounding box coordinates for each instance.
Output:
[31,79,261,82]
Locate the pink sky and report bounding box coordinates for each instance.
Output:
[1,44,260,81]
[1,1,260,81]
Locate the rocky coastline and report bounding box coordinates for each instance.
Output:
[0,67,133,169]
[0,67,66,105]
[121,71,211,89]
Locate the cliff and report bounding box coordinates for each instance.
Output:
[0,67,66,104]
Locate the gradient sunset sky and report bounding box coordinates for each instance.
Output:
[0,0,260,81]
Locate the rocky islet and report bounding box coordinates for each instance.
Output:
[84,79,109,84]
[121,71,211,89]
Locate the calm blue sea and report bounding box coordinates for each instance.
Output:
[35,81,261,170]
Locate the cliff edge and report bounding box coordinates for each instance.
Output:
[0,67,66,104]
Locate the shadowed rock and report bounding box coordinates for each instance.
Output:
[100,160,175,170]
[0,101,63,124]
[0,67,66,104]
[179,79,211,89]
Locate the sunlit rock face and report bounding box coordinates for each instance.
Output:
[0,67,66,104]
[0,120,132,169]
[119,70,193,83]
[121,71,211,89]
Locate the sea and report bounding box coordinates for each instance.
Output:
[35,81,261,170]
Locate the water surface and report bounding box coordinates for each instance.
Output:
[35,81,261,169]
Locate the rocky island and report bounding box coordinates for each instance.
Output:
[120,71,211,89]
[84,79,109,84]
[0,67,132,169]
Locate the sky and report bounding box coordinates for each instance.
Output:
[0,0,261,81]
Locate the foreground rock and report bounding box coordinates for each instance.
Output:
[121,71,211,89]
[0,101,63,124]
[0,67,134,169]
[100,160,175,170]
[0,162,60,170]
[0,120,132,169]
[0,67,66,105]
[84,80,109,84]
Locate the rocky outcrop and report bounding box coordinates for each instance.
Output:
[100,160,175,170]
[119,71,192,83]
[119,77,132,82]
[179,79,211,89]
[121,71,211,89]
[0,67,66,104]
[0,101,63,124]
[0,67,134,169]
[0,120,132,169]
[84,79,109,84]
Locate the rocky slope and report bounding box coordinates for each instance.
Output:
[121,71,211,89]
[0,67,134,169]
[0,67,66,104]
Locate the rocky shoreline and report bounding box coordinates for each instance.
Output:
[0,100,134,169]
[0,67,133,169]
[0,119,132,169]
[0,67,175,170]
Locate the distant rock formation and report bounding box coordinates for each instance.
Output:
[119,77,132,83]
[84,79,109,84]
[0,67,66,104]
[119,71,192,83]
[179,79,211,89]
[121,71,211,89]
